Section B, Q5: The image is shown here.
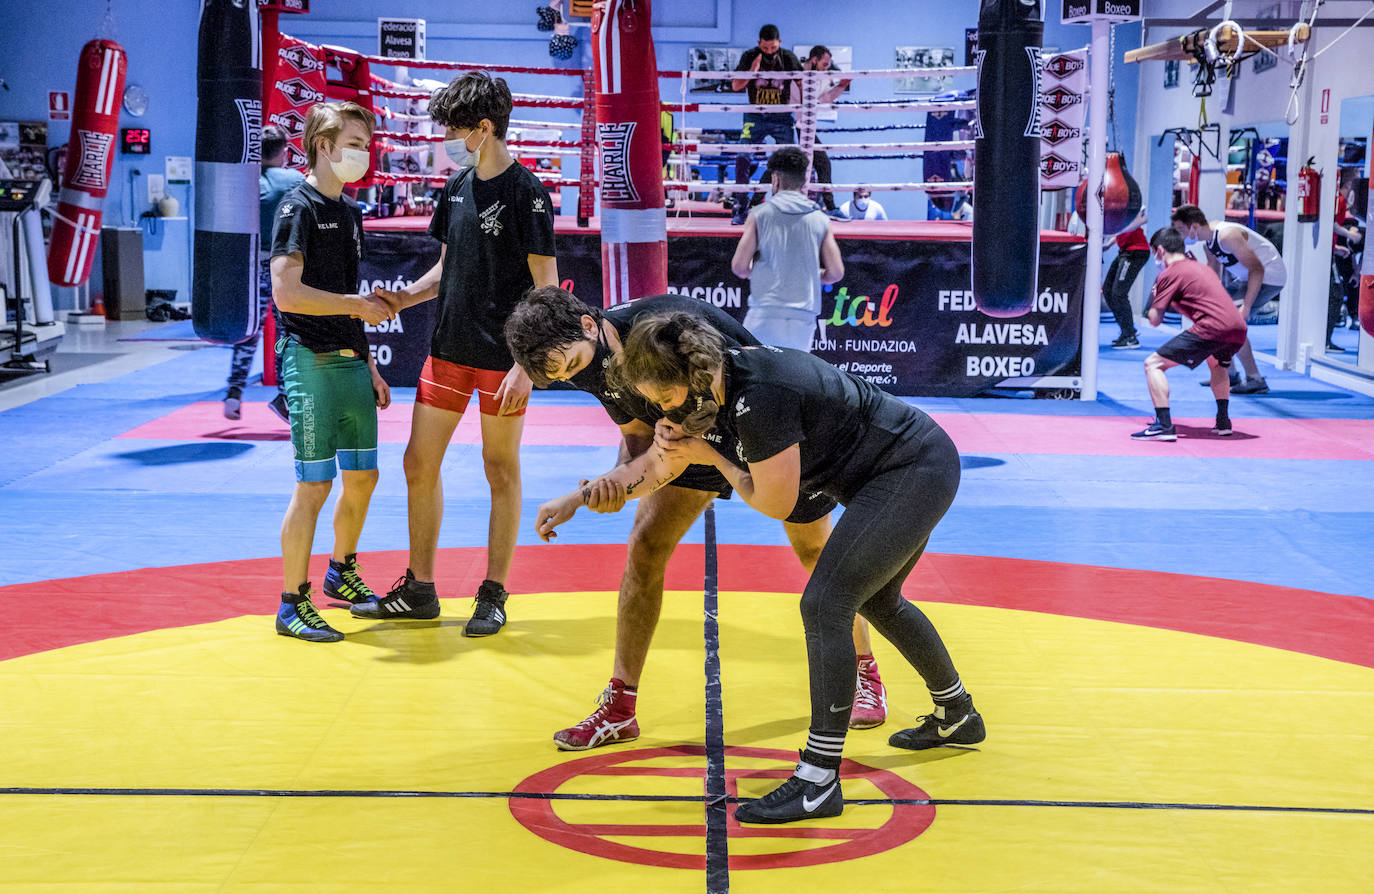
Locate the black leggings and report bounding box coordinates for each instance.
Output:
[800,427,963,737]
[1103,250,1149,338]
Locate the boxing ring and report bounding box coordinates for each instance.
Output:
[235,4,1091,399]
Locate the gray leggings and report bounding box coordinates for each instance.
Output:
[801,426,964,736]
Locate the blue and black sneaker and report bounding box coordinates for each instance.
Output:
[322,553,376,605]
[276,584,344,643]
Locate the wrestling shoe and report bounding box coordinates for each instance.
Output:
[848,655,887,730]
[1109,334,1139,349]
[322,553,377,605]
[275,585,343,643]
[1130,421,1177,441]
[349,570,440,620]
[464,579,509,637]
[1231,376,1269,394]
[553,679,640,751]
[888,699,985,750]
[268,392,291,423]
[735,755,843,824]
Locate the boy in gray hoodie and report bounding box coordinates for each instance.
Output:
[730,146,845,351]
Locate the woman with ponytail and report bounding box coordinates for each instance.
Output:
[540,311,984,825]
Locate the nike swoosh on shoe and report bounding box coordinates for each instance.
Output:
[801,783,837,813]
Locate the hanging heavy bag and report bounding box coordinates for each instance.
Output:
[192,0,262,345]
[1074,151,1143,236]
[971,0,1043,318]
[48,39,126,289]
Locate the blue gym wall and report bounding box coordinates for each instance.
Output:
[0,1,1137,306]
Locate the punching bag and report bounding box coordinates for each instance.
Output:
[1074,152,1143,235]
[193,0,262,345]
[47,39,126,288]
[971,0,1043,319]
[591,0,667,307]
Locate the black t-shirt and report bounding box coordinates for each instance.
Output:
[270,181,368,356]
[429,162,557,370]
[714,346,943,503]
[735,47,802,107]
[571,294,757,427]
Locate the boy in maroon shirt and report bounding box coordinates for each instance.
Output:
[1133,228,1248,442]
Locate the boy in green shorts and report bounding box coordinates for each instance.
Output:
[269,100,395,642]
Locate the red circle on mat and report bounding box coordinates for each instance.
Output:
[509,744,935,869]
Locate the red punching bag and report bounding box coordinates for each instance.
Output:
[1075,151,1143,236]
[48,39,127,288]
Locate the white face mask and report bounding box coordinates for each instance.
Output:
[853,198,869,212]
[328,145,370,183]
[445,130,488,168]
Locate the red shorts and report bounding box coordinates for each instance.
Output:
[416,356,525,416]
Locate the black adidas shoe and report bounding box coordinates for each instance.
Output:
[735,761,844,824]
[889,701,986,750]
[350,570,440,620]
[464,579,509,637]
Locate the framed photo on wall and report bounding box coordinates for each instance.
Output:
[1164,59,1180,89]
[895,47,954,95]
[687,46,745,93]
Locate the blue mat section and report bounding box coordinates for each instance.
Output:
[2,337,1373,602]
[117,320,202,341]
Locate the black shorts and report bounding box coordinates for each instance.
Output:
[786,489,838,525]
[1157,330,1245,369]
[672,463,734,498]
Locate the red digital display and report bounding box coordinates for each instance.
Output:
[120,128,151,154]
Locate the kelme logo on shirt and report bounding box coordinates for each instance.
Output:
[532,195,546,213]
[735,397,750,416]
[279,203,295,217]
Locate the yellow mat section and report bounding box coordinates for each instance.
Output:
[1,591,1371,891]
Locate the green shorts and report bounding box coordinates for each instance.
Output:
[280,338,379,482]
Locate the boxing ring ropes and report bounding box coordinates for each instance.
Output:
[306,52,978,217]
[260,19,1105,396]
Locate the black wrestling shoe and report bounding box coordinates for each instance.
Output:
[1110,334,1139,349]
[1231,376,1270,394]
[463,579,509,637]
[1130,421,1177,441]
[889,701,986,750]
[735,759,843,824]
[349,570,440,620]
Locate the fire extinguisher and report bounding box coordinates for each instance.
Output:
[1297,157,1322,223]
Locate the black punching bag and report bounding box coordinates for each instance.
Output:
[193,0,262,345]
[971,0,1043,318]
